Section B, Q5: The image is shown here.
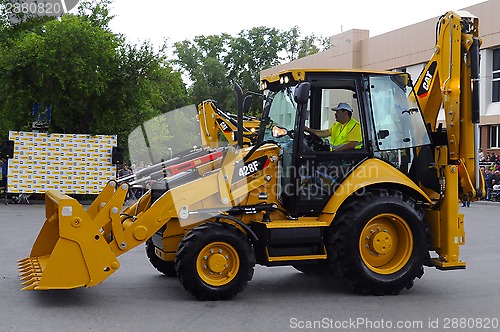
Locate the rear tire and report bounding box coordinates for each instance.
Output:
[176,222,255,300]
[327,188,427,295]
[145,239,177,277]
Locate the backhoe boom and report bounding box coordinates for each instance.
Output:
[413,11,485,270]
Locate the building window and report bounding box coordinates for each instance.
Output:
[490,125,500,148]
[493,49,500,102]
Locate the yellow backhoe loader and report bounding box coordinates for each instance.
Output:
[19,11,484,300]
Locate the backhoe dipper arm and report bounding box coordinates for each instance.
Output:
[414,11,484,200]
[197,101,260,148]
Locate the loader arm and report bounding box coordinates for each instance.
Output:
[18,143,276,290]
[413,11,485,270]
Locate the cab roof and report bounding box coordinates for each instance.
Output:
[260,68,407,91]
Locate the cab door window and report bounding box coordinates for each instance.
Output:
[318,87,363,151]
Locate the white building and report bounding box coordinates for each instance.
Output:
[261,0,500,156]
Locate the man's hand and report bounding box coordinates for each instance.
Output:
[305,126,330,138]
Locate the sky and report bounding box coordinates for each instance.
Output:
[107,0,486,48]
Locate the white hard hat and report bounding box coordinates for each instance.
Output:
[331,102,353,114]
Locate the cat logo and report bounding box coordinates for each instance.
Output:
[216,119,232,133]
[417,61,437,99]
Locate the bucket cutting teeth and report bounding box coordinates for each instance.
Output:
[19,269,41,277]
[18,263,40,271]
[18,257,42,290]
[20,272,42,281]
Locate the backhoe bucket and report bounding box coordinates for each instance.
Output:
[18,189,121,290]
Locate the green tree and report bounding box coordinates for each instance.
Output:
[0,0,189,157]
[173,26,328,115]
[281,26,328,61]
[226,27,286,114]
[173,34,234,111]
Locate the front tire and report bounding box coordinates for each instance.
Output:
[176,222,255,300]
[327,188,427,295]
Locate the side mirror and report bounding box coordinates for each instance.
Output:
[294,82,311,105]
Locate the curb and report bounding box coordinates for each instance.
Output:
[471,200,500,206]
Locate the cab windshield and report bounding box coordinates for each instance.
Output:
[267,87,297,132]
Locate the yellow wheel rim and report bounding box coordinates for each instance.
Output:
[196,242,240,286]
[359,213,413,275]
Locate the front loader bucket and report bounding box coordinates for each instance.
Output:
[18,189,121,290]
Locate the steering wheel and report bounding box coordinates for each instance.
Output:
[304,131,330,151]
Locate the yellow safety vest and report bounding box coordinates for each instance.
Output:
[329,118,362,148]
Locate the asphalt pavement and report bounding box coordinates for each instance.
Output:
[1,201,499,332]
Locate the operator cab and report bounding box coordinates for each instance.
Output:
[260,70,431,216]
